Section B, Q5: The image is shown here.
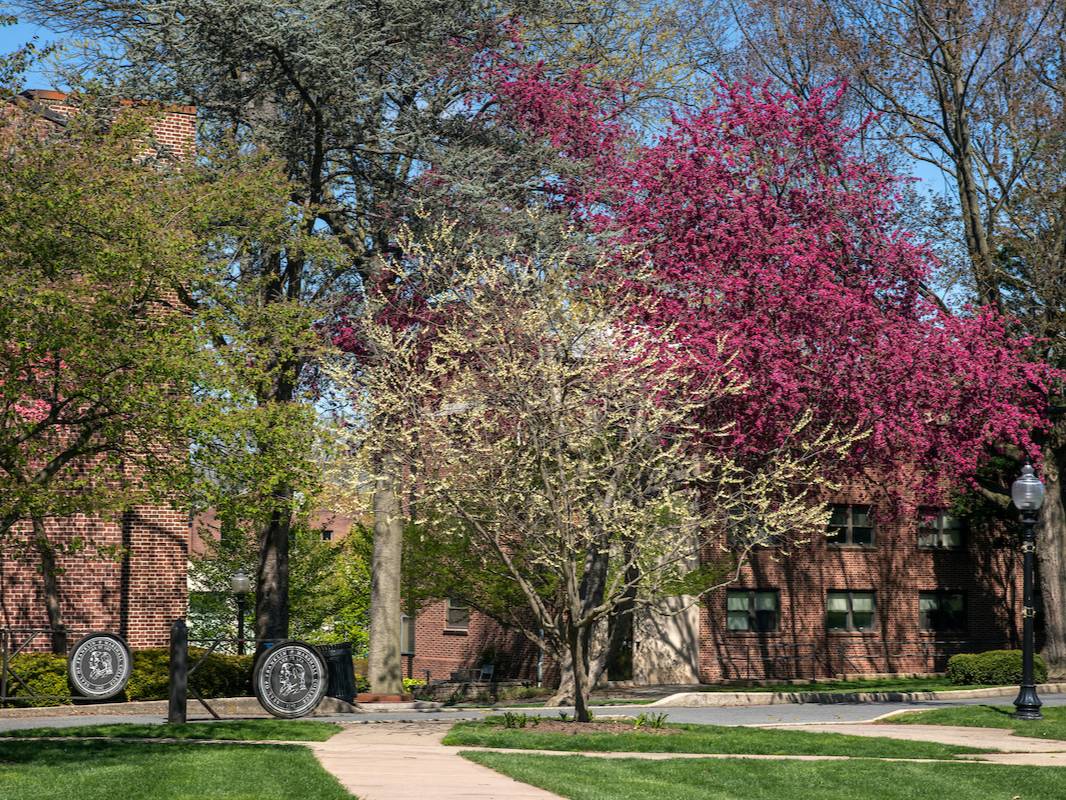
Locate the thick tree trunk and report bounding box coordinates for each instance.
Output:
[368,452,404,695]
[255,500,291,647]
[545,647,574,706]
[32,516,66,654]
[1037,445,1066,674]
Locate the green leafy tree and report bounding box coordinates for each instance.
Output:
[15,0,716,692]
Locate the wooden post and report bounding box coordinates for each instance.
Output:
[168,619,187,724]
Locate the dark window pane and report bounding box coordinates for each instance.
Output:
[829,505,849,526]
[446,599,470,629]
[851,526,874,546]
[851,593,875,629]
[827,592,849,629]
[827,611,849,630]
[754,609,778,632]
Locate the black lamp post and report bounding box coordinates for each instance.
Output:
[230,569,252,656]
[1011,464,1045,721]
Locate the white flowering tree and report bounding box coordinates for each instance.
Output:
[329,223,861,719]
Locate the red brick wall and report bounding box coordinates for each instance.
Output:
[410,600,541,682]
[0,90,196,652]
[699,502,1021,682]
[21,89,196,161]
[0,507,190,648]
[414,500,1023,686]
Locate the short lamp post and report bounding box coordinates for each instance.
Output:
[231,569,252,656]
[1011,464,1045,721]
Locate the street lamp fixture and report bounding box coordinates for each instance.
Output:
[1011,464,1045,721]
[230,569,252,656]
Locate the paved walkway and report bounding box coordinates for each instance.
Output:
[311,722,562,800]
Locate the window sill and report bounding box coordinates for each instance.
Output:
[827,544,877,551]
[826,630,879,636]
[725,630,781,636]
[442,628,469,636]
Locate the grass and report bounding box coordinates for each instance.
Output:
[0,739,353,799]
[463,752,1061,800]
[887,704,1066,741]
[442,719,984,759]
[0,719,343,741]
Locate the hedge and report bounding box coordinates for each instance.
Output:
[2,648,253,707]
[947,649,1047,685]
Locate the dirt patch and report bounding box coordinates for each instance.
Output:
[499,720,681,736]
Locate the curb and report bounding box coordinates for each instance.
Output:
[647,682,1066,708]
[0,695,358,719]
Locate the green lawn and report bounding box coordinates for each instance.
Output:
[463,752,1060,800]
[443,719,984,759]
[0,719,342,741]
[888,704,1066,741]
[0,739,353,799]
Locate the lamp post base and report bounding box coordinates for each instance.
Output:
[1013,685,1043,720]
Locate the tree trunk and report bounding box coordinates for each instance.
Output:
[32,516,66,654]
[545,646,574,706]
[568,622,592,723]
[368,452,404,695]
[255,500,291,647]
[1038,445,1066,674]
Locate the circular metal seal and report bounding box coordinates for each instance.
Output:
[253,640,328,718]
[67,633,132,699]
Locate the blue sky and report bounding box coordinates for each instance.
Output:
[1,19,952,194]
[2,19,63,88]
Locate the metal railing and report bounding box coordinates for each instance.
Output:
[1,626,96,706]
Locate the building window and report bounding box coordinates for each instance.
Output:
[400,613,416,655]
[918,510,963,549]
[827,591,876,631]
[919,591,966,632]
[727,590,780,632]
[445,598,470,631]
[827,504,874,547]
[320,528,333,542]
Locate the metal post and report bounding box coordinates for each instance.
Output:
[168,618,188,724]
[1013,509,1043,720]
[236,595,247,656]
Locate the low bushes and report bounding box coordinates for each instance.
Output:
[947,650,1047,685]
[3,648,253,707]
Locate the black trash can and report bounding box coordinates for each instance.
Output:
[316,642,356,703]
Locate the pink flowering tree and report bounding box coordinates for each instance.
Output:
[442,72,1056,698]
[494,74,1056,510]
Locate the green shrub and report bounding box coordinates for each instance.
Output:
[3,653,71,707]
[126,648,253,701]
[947,650,1047,685]
[4,648,253,707]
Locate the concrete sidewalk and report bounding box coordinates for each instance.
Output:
[311,722,562,800]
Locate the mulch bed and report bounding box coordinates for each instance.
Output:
[502,720,681,736]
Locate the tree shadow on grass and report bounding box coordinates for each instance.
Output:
[0,738,293,768]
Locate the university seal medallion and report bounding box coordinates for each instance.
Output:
[253,641,327,718]
[68,633,132,699]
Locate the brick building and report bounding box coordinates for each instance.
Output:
[408,492,1024,685]
[0,90,196,650]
